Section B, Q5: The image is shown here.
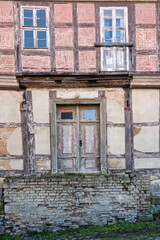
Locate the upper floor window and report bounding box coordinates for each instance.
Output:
[21,7,49,49]
[100,7,128,71]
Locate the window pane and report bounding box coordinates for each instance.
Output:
[105,31,112,38]
[104,19,112,27]
[24,30,33,39]
[116,10,124,17]
[116,47,126,70]
[104,10,112,17]
[116,18,124,27]
[37,18,46,27]
[104,31,112,42]
[24,30,34,48]
[36,10,46,27]
[37,9,46,18]
[116,30,125,42]
[103,48,114,70]
[24,9,33,18]
[24,39,34,48]
[37,40,47,48]
[24,18,33,26]
[37,31,46,39]
[84,110,96,120]
[61,111,73,120]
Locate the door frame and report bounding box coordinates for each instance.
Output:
[50,98,106,173]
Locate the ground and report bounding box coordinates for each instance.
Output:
[1,222,160,240]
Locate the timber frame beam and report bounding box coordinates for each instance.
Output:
[17,73,132,88]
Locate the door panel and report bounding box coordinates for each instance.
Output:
[61,124,73,155]
[57,104,100,172]
[57,105,78,172]
[84,124,96,154]
[79,105,100,172]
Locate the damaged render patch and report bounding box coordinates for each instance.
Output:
[133,127,142,137]
[7,127,22,155]
[134,149,142,153]
[0,128,15,155]
[106,90,125,108]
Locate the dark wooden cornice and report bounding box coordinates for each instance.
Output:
[16,72,132,88]
[7,0,160,2]
[1,72,160,89]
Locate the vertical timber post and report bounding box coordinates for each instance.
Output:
[125,88,133,172]
[26,91,36,174]
[21,90,30,174]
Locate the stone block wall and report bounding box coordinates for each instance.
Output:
[0,200,4,235]
[150,179,160,218]
[3,174,151,234]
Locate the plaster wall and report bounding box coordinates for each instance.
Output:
[0,88,159,174]
[0,91,23,173]
[30,88,126,172]
[132,89,160,170]
[30,88,160,172]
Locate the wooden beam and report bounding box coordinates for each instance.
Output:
[125,89,133,172]
[26,91,36,174]
[94,42,134,47]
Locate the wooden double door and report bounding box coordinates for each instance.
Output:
[57,104,100,173]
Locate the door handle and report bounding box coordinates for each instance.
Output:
[79,140,82,147]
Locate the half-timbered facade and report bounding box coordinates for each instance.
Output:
[0,0,160,178]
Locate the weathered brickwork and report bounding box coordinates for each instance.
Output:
[22,55,51,72]
[55,28,73,47]
[0,1,13,23]
[78,28,95,47]
[0,55,15,73]
[4,174,151,234]
[0,28,14,50]
[136,55,157,72]
[0,1,159,73]
[54,4,73,23]
[135,3,156,24]
[135,3,157,72]
[77,3,95,24]
[55,50,74,72]
[79,51,96,72]
[136,28,156,51]
[0,1,14,75]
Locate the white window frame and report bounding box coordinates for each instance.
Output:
[100,7,129,71]
[21,6,50,50]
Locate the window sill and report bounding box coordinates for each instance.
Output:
[22,49,50,56]
[94,42,134,47]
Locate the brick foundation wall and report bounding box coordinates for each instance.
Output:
[0,198,5,234]
[0,215,5,234]
[3,174,151,234]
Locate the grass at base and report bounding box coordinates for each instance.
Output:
[0,221,160,239]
